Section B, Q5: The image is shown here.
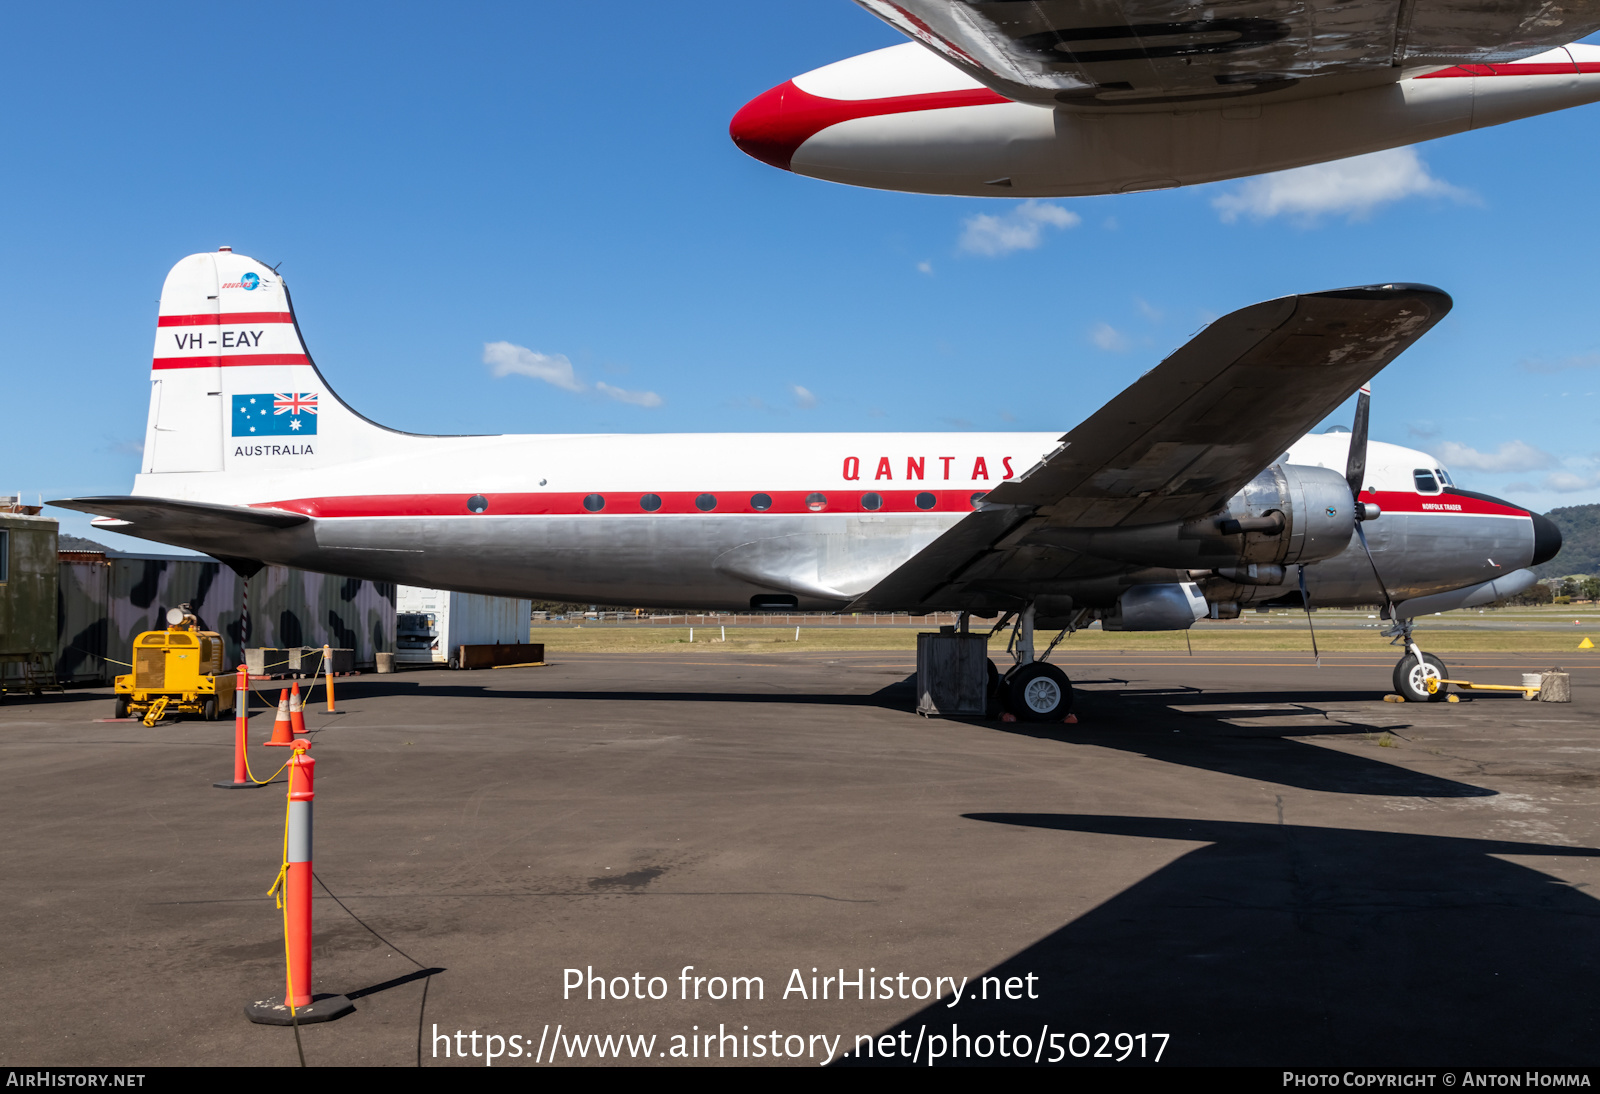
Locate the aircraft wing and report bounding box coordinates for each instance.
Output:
[850,283,1451,612]
[856,0,1600,106]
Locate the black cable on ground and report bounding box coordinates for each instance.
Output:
[313,871,435,1066]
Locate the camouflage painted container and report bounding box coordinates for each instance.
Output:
[1,513,59,689]
[57,553,394,683]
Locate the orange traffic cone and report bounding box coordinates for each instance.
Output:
[289,681,308,736]
[264,689,295,747]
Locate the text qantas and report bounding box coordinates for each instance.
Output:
[842,456,1017,482]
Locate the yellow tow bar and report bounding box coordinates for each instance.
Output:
[142,695,170,726]
[1427,678,1537,697]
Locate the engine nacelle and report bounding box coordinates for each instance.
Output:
[1025,463,1355,570]
[1100,582,1209,631]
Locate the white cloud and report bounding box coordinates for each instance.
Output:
[486,341,660,406]
[483,341,583,392]
[1434,439,1558,473]
[790,384,817,409]
[595,381,662,408]
[959,200,1081,256]
[1135,298,1162,322]
[1211,147,1473,225]
[1091,322,1130,352]
[1541,470,1600,492]
[916,260,934,275]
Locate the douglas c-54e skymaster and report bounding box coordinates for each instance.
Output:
[731,0,1600,198]
[55,250,1561,721]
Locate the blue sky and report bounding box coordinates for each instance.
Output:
[4,2,1598,554]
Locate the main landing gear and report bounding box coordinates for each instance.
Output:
[994,603,1076,722]
[1387,619,1449,703]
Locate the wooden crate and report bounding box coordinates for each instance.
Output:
[916,631,990,716]
[456,643,545,669]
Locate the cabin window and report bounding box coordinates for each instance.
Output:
[582,494,605,512]
[695,494,717,512]
[805,493,828,512]
[639,494,662,512]
[914,492,937,510]
[860,493,883,511]
[1413,469,1441,494]
[750,493,772,511]
[467,494,488,513]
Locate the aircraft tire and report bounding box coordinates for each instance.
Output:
[1393,653,1449,703]
[1005,662,1074,722]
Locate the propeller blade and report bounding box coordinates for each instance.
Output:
[1344,384,1371,502]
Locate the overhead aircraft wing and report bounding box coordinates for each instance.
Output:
[48,496,308,560]
[850,283,1451,612]
[856,0,1600,106]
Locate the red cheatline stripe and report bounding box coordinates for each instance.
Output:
[258,490,990,518]
[1364,490,1526,517]
[1417,62,1600,78]
[152,353,310,370]
[157,312,295,326]
[253,488,1530,521]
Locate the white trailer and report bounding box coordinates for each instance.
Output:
[395,586,531,667]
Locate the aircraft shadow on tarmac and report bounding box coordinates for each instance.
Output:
[960,685,1493,799]
[288,676,1491,799]
[838,814,1600,1067]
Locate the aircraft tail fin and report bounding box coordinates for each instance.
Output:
[142,248,386,477]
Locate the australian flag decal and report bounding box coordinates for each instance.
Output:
[233,393,318,436]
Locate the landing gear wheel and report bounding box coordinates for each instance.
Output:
[1394,653,1449,703]
[113,695,130,719]
[1005,662,1074,722]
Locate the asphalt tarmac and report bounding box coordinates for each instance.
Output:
[3,649,1597,1068]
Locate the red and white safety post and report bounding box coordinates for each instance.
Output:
[214,665,260,790]
[246,739,353,1026]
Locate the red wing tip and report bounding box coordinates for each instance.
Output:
[729,82,801,171]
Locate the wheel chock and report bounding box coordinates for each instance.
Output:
[1383,694,1406,703]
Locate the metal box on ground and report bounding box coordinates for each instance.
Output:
[59,554,395,683]
[1,512,59,693]
[455,643,545,670]
[916,631,991,716]
[396,586,532,666]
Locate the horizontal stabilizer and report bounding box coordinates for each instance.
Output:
[50,495,310,561]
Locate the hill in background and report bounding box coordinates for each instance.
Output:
[1535,503,1600,579]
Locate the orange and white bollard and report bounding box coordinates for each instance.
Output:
[323,643,336,713]
[245,739,353,1025]
[264,689,296,747]
[289,681,307,737]
[213,665,260,790]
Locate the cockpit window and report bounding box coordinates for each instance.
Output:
[1435,468,1453,487]
[1413,469,1440,494]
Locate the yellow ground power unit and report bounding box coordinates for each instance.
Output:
[113,606,237,724]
